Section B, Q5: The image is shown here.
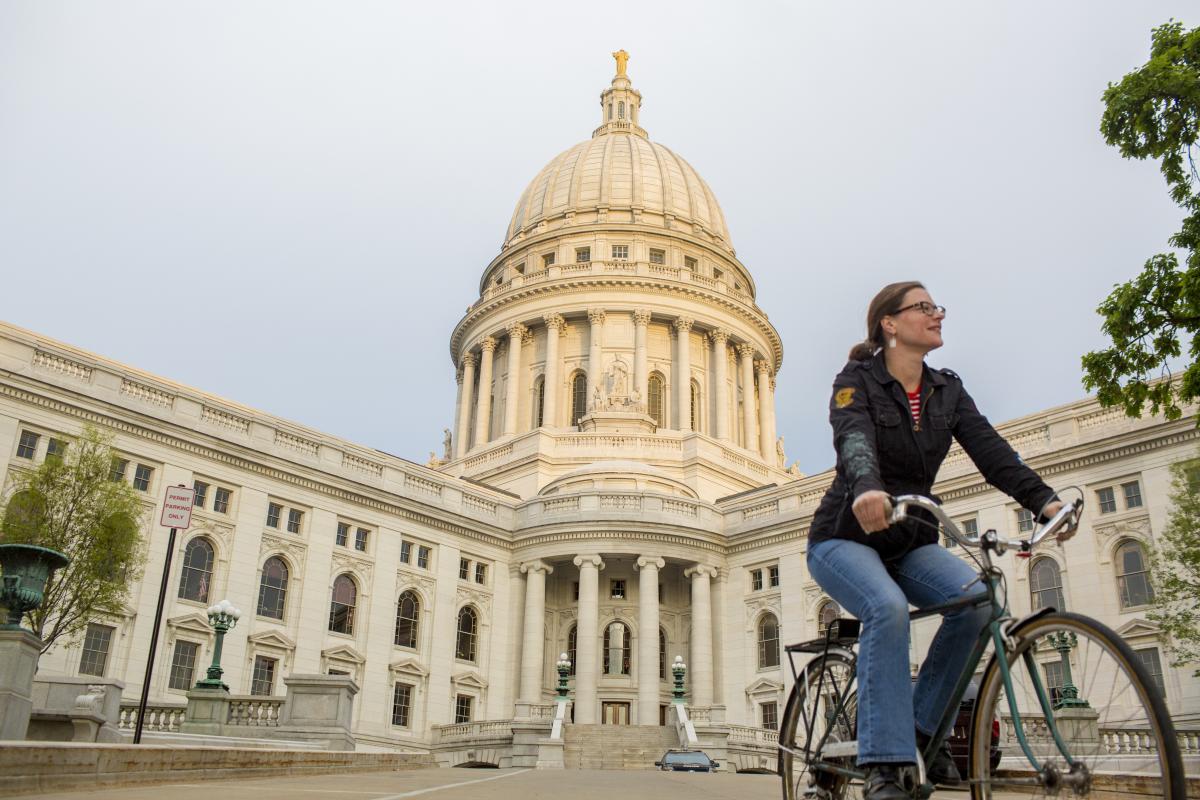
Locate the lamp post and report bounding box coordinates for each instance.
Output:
[671,655,687,702]
[555,652,572,699]
[1047,631,1089,709]
[195,599,241,691]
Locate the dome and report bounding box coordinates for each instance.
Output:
[538,460,698,499]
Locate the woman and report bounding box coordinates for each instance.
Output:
[807,281,1066,800]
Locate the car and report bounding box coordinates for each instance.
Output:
[654,749,720,772]
[945,677,1003,776]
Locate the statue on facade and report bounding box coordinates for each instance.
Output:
[788,462,803,477]
[443,428,452,461]
[612,49,630,77]
[776,435,787,468]
[608,357,630,398]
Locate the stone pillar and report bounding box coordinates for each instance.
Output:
[0,629,42,740]
[757,360,773,461]
[542,314,565,428]
[587,309,606,402]
[765,374,778,463]
[636,555,665,724]
[503,322,527,437]
[519,560,553,702]
[633,309,651,403]
[473,337,497,448]
[455,352,476,457]
[674,318,694,432]
[573,554,604,724]
[685,565,717,707]
[737,343,758,451]
[709,329,731,441]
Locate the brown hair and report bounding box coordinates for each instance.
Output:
[847,281,926,361]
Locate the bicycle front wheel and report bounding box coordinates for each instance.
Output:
[969,611,1185,799]
[779,652,858,800]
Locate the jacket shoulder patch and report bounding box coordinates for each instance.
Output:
[835,387,856,408]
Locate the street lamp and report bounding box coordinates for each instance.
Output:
[195,599,242,691]
[671,655,687,701]
[555,652,572,698]
[1047,631,1089,709]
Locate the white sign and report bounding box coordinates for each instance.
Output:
[160,485,195,529]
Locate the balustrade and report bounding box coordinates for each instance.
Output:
[226,696,283,727]
[118,703,187,732]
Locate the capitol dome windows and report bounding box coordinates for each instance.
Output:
[611,244,628,261]
[690,379,702,432]
[647,373,665,427]
[571,371,588,425]
[533,376,546,428]
[575,247,590,263]
[649,248,666,265]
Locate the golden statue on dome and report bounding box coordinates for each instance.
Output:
[612,49,630,77]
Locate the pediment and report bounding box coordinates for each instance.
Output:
[389,657,429,678]
[166,612,212,638]
[248,630,297,650]
[451,671,488,690]
[322,644,365,664]
[1115,618,1161,640]
[745,677,783,697]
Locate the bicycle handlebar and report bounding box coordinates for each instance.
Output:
[888,494,1083,553]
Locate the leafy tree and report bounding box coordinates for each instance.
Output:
[1082,21,1200,419]
[1147,460,1200,676]
[0,425,146,653]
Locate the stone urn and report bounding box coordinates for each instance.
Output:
[0,543,70,632]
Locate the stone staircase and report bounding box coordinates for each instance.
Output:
[563,724,680,769]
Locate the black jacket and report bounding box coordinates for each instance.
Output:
[809,353,1057,561]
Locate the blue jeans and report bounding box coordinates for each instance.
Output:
[806,539,990,765]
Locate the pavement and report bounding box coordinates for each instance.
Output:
[10,768,989,800]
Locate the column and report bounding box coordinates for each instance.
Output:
[473,337,497,449]
[502,322,527,436]
[636,555,665,724]
[765,372,779,464]
[633,309,651,403]
[455,352,476,457]
[542,314,565,428]
[674,317,694,432]
[519,560,553,702]
[685,565,717,707]
[573,554,604,724]
[587,309,606,402]
[709,329,730,441]
[757,360,773,461]
[737,343,758,451]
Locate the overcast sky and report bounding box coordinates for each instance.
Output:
[0,2,1190,476]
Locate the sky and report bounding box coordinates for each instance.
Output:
[0,2,1191,475]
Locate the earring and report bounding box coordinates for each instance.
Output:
[888,335,897,349]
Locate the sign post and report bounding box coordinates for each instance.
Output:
[133,484,194,744]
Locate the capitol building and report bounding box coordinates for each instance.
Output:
[2,54,1198,764]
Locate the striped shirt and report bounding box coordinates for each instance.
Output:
[906,386,921,424]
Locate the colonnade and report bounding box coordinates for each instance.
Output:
[453,310,779,461]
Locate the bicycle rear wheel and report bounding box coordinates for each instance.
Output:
[779,652,858,800]
[969,611,1185,799]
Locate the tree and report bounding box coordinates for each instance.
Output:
[1082,21,1200,420]
[0,425,146,653]
[1147,460,1200,676]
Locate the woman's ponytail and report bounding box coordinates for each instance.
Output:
[847,281,925,362]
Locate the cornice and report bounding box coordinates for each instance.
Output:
[512,528,727,556]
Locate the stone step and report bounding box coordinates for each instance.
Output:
[562,724,679,769]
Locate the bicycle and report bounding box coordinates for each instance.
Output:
[777,493,1186,799]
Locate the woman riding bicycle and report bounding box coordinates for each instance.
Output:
[807,281,1068,800]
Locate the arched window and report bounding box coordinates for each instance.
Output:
[648,373,665,427]
[603,621,631,675]
[607,102,612,121]
[328,574,357,634]
[1030,558,1066,611]
[533,375,546,428]
[394,590,420,648]
[817,601,841,636]
[456,606,478,662]
[690,378,701,431]
[618,100,625,119]
[178,537,214,603]
[571,371,588,425]
[758,613,780,669]
[1116,541,1155,608]
[567,625,577,676]
[256,556,288,619]
[659,628,667,680]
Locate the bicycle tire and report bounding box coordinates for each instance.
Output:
[969,611,1185,799]
[779,652,858,800]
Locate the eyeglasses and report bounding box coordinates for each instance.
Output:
[893,301,946,318]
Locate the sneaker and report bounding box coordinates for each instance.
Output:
[916,729,961,785]
[862,764,911,800]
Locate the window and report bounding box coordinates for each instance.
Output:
[454,694,473,724]
[1015,508,1035,533]
[1116,541,1155,608]
[1122,481,1143,509]
[267,503,282,529]
[768,565,780,588]
[951,518,978,548]
[542,252,556,268]
[335,522,349,547]
[109,457,128,481]
[761,701,779,731]
[169,641,199,691]
[474,563,487,584]
[395,590,420,649]
[649,248,666,265]
[750,569,763,592]
[566,626,577,675]
[817,601,841,636]
[417,545,431,569]
[514,262,525,275]
[758,613,780,669]
[459,558,470,581]
[213,487,231,514]
[610,579,626,599]
[328,574,357,635]
[46,437,68,460]
[712,266,724,281]
[659,628,667,680]
[250,656,277,696]
[1042,660,1065,706]
[575,247,591,263]
[533,375,545,428]
[286,509,303,534]
[603,621,631,675]
[193,481,209,508]
[456,606,478,661]
[1134,648,1166,697]
[1029,557,1066,611]
[618,100,625,119]
[690,379,700,431]
[354,527,369,552]
[400,541,412,564]
[572,582,579,601]
[1096,487,1117,514]
[571,371,588,424]
[611,244,629,261]
[684,255,698,270]
[257,556,289,619]
[133,464,153,492]
[78,623,114,677]
[16,431,39,459]
[647,373,665,427]
[178,537,214,603]
[392,683,413,727]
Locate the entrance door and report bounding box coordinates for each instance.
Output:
[601,701,631,725]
